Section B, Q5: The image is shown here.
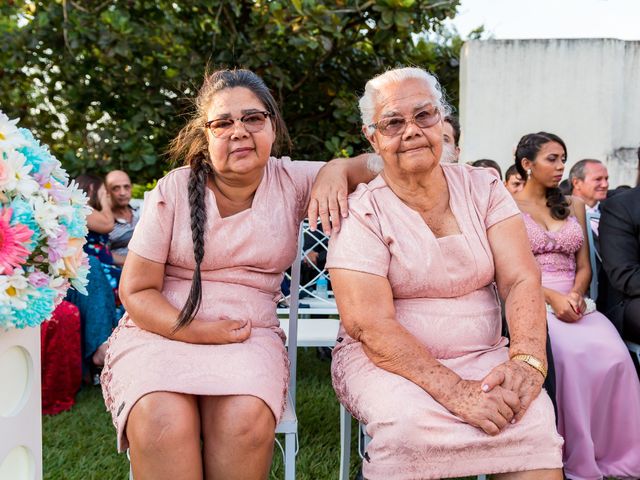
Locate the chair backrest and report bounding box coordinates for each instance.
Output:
[585,210,601,299]
[285,226,303,409]
[281,221,338,407]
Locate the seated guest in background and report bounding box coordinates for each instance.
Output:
[66,174,121,382]
[568,159,608,235]
[600,185,640,344]
[471,158,502,179]
[513,132,640,480]
[558,178,572,196]
[106,169,139,266]
[75,174,124,319]
[504,164,525,195]
[328,67,563,480]
[441,114,460,163]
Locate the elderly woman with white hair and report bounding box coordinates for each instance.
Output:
[327,67,564,479]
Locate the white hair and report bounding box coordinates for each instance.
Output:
[359,67,451,135]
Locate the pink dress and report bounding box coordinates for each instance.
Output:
[101,157,322,451]
[524,213,640,480]
[327,164,563,480]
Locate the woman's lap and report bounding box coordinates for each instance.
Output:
[332,342,563,479]
[102,320,288,452]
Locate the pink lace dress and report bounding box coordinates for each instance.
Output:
[101,158,322,452]
[327,165,563,480]
[524,213,640,480]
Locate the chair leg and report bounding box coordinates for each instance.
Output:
[339,404,352,480]
[284,432,296,480]
[127,449,133,480]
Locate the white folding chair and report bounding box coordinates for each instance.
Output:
[273,224,303,480]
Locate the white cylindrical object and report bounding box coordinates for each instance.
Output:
[0,327,42,480]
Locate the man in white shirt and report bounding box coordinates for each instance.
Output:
[105,170,140,266]
[569,159,609,235]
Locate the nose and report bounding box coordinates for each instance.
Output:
[230,119,250,139]
[402,119,424,139]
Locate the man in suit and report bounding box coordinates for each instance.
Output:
[599,185,640,343]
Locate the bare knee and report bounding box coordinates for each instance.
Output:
[127,392,200,455]
[206,396,275,449]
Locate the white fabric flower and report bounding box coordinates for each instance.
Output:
[1,149,40,196]
[0,270,32,310]
[31,196,62,237]
[0,112,27,154]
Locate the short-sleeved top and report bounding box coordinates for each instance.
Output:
[108,205,140,257]
[127,157,323,328]
[327,164,520,300]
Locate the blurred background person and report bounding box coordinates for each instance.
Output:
[441,114,461,163]
[504,164,525,195]
[471,158,502,179]
[106,169,140,266]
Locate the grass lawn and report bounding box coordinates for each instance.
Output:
[42,348,476,480]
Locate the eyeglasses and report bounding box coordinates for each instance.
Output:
[205,111,271,138]
[369,107,441,137]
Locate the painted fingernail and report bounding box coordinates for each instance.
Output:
[482,384,489,392]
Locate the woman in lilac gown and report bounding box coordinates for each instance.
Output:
[513,131,640,480]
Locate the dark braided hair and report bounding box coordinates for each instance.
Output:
[515,132,570,221]
[167,68,291,330]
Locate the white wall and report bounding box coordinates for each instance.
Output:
[459,39,640,187]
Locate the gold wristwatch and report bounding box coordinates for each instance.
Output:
[511,354,547,379]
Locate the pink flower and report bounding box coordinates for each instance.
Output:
[0,208,34,275]
[27,270,49,287]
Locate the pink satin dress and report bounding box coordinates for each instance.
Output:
[327,164,563,480]
[524,213,640,480]
[101,158,322,451]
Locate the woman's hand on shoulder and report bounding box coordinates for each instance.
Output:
[308,161,349,235]
[480,359,544,423]
[441,379,521,435]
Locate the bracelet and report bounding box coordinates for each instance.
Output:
[511,354,547,379]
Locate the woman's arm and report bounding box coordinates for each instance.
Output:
[308,154,378,234]
[490,215,547,362]
[330,267,520,435]
[120,252,251,344]
[87,186,115,233]
[483,215,547,420]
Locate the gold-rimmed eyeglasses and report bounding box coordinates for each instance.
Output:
[368,107,441,137]
[205,111,271,138]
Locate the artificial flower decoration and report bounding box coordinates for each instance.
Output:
[0,110,90,329]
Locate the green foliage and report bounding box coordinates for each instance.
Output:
[1,0,462,183]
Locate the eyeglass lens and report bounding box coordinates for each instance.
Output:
[377,108,440,136]
[207,112,269,138]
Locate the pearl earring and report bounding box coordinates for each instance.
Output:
[527,168,532,177]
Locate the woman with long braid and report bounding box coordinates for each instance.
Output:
[101,69,375,479]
